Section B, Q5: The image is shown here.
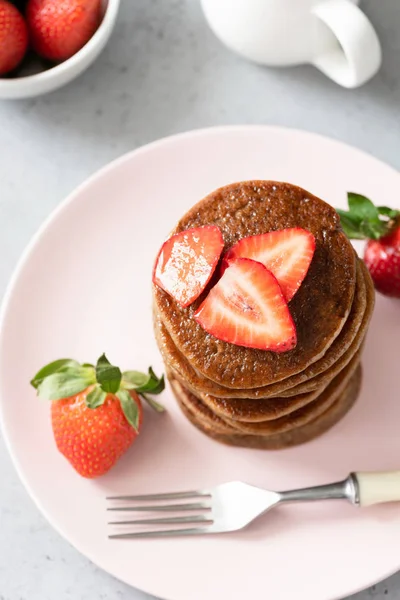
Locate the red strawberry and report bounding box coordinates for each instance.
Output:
[26,0,101,62]
[224,228,315,302]
[0,0,28,75]
[194,258,297,352]
[31,355,165,478]
[153,225,224,308]
[51,387,143,479]
[364,226,400,297]
[337,193,400,298]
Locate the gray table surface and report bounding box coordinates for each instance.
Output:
[1,0,399,598]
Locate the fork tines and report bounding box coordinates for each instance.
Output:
[107,489,214,539]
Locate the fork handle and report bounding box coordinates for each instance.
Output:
[354,471,400,507]
[279,472,400,508]
[278,475,357,504]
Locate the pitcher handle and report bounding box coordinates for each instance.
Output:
[312,0,382,88]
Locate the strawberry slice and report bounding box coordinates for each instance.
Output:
[224,228,316,302]
[153,226,224,307]
[194,258,297,352]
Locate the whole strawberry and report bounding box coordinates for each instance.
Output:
[31,355,165,478]
[0,0,28,75]
[338,193,400,298]
[364,226,400,297]
[26,0,101,62]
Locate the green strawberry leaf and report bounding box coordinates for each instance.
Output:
[31,359,80,389]
[32,355,165,416]
[122,367,165,395]
[347,193,379,221]
[141,393,165,413]
[148,368,166,394]
[96,354,122,394]
[86,386,107,409]
[337,194,399,241]
[360,219,386,240]
[117,390,140,431]
[122,370,148,389]
[378,206,400,220]
[37,366,96,401]
[336,210,365,239]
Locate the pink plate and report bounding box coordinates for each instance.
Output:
[1,126,400,600]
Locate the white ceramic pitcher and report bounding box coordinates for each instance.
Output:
[201,0,382,88]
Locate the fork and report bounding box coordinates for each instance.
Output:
[107,470,400,539]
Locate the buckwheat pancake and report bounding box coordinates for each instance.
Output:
[153,181,357,389]
[168,337,362,421]
[154,259,373,401]
[193,375,326,422]
[167,350,360,436]
[217,351,361,433]
[170,366,362,449]
[199,349,363,423]
[169,376,237,436]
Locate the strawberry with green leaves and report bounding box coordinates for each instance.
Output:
[338,193,400,298]
[31,354,165,478]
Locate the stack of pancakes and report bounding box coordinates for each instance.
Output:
[153,181,375,449]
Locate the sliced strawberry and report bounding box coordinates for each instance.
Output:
[153,225,224,308]
[194,258,297,352]
[224,228,315,302]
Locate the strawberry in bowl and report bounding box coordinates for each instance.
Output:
[27,0,102,62]
[0,0,120,99]
[0,0,28,75]
[31,354,165,478]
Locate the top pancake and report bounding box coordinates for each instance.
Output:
[153,181,356,389]
[153,259,373,399]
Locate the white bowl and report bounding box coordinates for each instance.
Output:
[0,0,120,100]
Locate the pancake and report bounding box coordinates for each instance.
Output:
[171,366,362,449]
[198,377,326,422]
[154,260,373,401]
[154,181,356,389]
[200,348,363,423]
[170,375,238,436]
[220,351,360,433]
[168,349,360,436]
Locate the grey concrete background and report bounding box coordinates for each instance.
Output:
[0,0,399,598]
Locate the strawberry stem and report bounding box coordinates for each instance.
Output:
[338,193,400,241]
[31,354,166,415]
